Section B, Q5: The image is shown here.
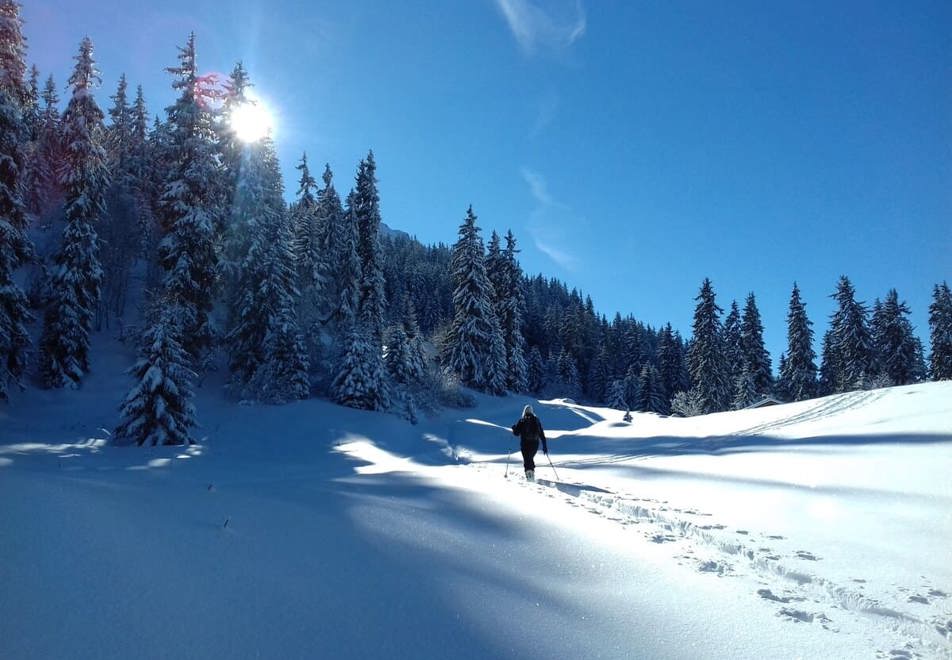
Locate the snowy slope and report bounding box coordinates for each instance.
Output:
[1,337,950,659]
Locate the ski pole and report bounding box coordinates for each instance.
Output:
[505,447,515,478]
[546,452,560,482]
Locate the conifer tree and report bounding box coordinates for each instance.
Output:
[114,301,195,446]
[446,206,502,391]
[929,282,952,380]
[587,346,610,403]
[24,74,62,216]
[552,348,581,399]
[779,283,817,401]
[400,294,428,382]
[620,362,639,409]
[871,289,920,386]
[39,37,108,388]
[687,278,730,413]
[385,325,414,385]
[352,152,386,343]
[739,292,772,397]
[107,73,132,179]
[732,362,759,409]
[219,61,250,185]
[333,327,388,411]
[244,190,310,405]
[827,276,873,391]
[638,364,666,414]
[227,138,307,403]
[502,230,528,392]
[722,301,743,402]
[607,378,628,410]
[657,323,689,404]
[0,0,32,400]
[314,164,344,313]
[158,33,220,366]
[527,345,545,394]
[128,84,153,253]
[0,1,27,106]
[23,62,37,138]
[817,329,836,396]
[292,153,320,287]
[335,197,360,328]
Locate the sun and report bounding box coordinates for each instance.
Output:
[230,100,274,143]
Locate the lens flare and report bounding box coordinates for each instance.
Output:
[230,100,273,143]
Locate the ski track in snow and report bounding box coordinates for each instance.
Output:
[464,390,952,660]
[734,389,887,437]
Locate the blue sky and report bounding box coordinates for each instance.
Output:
[23,0,952,363]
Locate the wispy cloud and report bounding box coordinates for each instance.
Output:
[521,167,555,206]
[521,167,581,271]
[495,0,586,55]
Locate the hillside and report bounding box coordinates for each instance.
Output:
[1,343,950,658]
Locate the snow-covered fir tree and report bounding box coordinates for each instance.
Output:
[551,347,580,399]
[607,378,627,410]
[817,329,836,396]
[333,326,388,411]
[527,345,545,394]
[779,283,817,401]
[352,152,386,343]
[23,62,37,138]
[385,324,414,385]
[825,276,874,392]
[313,164,344,317]
[928,282,952,380]
[226,138,307,403]
[502,230,528,392]
[445,206,504,391]
[99,74,141,325]
[335,196,361,329]
[0,0,33,400]
[484,230,510,395]
[292,153,320,291]
[38,37,108,388]
[158,33,220,366]
[638,364,666,414]
[722,300,743,403]
[400,294,428,383]
[0,1,28,106]
[24,74,63,218]
[739,292,772,398]
[219,61,251,186]
[587,346,610,403]
[328,164,389,409]
[687,278,730,413]
[244,201,310,404]
[870,289,921,386]
[128,84,152,253]
[732,362,759,410]
[106,73,133,178]
[623,362,640,410]
[657,323,689,404]
[114,301,195,446]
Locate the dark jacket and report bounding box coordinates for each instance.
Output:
[512,414,548,454]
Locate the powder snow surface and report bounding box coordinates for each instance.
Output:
[2,341,950,659]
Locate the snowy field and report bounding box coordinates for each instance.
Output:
[1,338,951,659]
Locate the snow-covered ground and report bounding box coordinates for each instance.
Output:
[2,336,951,659]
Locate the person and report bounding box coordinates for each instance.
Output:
[511,404,548,482]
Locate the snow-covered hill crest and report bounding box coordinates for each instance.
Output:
[2,379,950,659]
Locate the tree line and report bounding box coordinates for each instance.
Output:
[1,4,949,445]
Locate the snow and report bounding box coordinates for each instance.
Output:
[1,337,950,659]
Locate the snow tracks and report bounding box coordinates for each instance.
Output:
[473,463,952,659]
